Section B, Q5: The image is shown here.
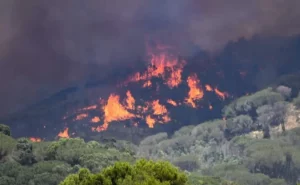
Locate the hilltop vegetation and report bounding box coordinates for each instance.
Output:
[1,85,300,185]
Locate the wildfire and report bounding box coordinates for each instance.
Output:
[58,128,70,138]
[58,42,232,134]
[29,137,42,142]
[185,74,204,108]
[124,43,185,89]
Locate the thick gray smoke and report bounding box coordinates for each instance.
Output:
[0,0,300,117]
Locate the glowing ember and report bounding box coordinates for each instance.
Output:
[143,80,152,88]
[185,74,204,108]
[29,137,42,142]
[214,88,229,100]
[58,128,70,138]
[146,115,155,128]
[80,105,97,111]
[91,116,101,123]
[167,99,177,106]
[205,85,213,92]
[74,113,88,121]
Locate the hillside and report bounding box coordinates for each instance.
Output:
[1,85,300,185]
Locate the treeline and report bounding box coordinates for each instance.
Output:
[137,86,300,185]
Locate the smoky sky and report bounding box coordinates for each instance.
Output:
[0,0,300,117]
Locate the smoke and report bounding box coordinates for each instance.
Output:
[0,0,300,117]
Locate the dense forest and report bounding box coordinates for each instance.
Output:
[1,83,300,185]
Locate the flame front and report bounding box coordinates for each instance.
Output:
[61,42,231,134]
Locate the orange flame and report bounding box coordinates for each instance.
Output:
[185,74,204,108]
[167,99,177,106]
[125,90,135,110]
[125,43,185,89]
[146,115,155,128]
[58,128,70,138]
[29,137,42,142]
[152,100,168,115]
[99,94,135,131]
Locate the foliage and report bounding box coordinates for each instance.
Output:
[0,124,11,136]
[188,174,239,185]
[12,138,36,165]
[222,88,284,118]
[60,159,188,185]
[224,115,254,139]
[293,92,300,109]
[0,133,16,160]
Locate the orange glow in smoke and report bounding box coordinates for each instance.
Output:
[29,137,42,142]
[58,128,70,138]
[185,74,204,108]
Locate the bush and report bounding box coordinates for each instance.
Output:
[0,124,11,136]
[256,101,288,127]
[293,92,300,109]
[225,115,254,139]
[276,86,292,99]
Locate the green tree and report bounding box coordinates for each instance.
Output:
[60,159,188,185]
[12,138,36,165]
[0,124,10,136]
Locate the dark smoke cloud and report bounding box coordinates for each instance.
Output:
[0,0,300,117]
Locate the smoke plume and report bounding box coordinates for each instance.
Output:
[0,0,300,117]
